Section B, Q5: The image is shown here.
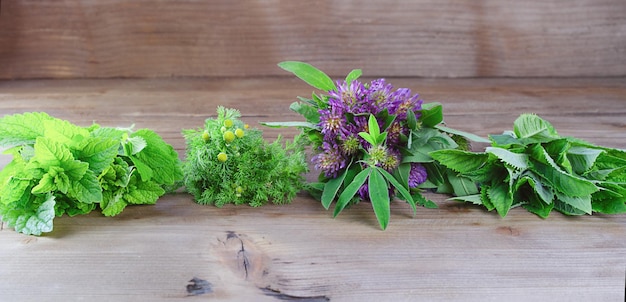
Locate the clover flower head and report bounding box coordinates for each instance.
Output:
[329,80,366,110]
[312,141,348,178]
[408,163,428,188]
[318,106,346,138]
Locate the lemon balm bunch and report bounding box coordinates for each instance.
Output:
[265,62,486,229]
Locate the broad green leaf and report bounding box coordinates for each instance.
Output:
[521,194,554,218]
[43,118,90,150]
[395,162,411,189]
[74,137,119,174]
[69,170,103,204]
[129,155,154,183]
[553,198,587,216]
[100,190,127,217]
[436,125,490,143]
[419,102,443,127]
[123,136,147,156]
[1,176,31,205]
[447,170,479,196]
[368,168,390,230]
[530,146,598,197]
[124,179,165,205]
[376,167,416,214]
[321,167,349,210]
[556,193,592,214]
[567,146,604,175]
[0,112,52,147]
[485,147,529,170]
[130,129,182,185]
[513,114,559,143]
[515,171,553,205]
[345,69,362,83]
[591,192,626,214]
[13,195,56,236]
[278,61,336,92]
[489,132,523,148]
[289,101,321,124]
[32,137,75,170]
[406,109,418,130]
[488,181,513,217]
[367,114,380,141]
[334,168,370,217]
[430,149,488,174]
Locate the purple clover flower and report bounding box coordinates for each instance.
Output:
[408,163,428,188]
[312,141,348,178]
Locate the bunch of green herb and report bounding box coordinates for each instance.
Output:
[182,107,308,207]
[264,61,486,229]
[431,114,626,217]
[0,112,183,235]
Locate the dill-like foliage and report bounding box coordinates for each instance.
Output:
[182,107,308,207]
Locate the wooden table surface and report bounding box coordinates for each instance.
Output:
[0,77,625,301]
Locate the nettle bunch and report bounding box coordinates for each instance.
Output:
[0,112,183,235]
[431,114,626,217]
[266,62,486,229]
[182,107,307,207]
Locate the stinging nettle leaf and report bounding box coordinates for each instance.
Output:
[485,147,529,170]
[513,114,559,143]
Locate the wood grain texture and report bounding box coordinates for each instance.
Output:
[0,77,625,301]
[1,0,625,79]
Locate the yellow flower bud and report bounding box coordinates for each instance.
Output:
[202,131,210,142]
[244,124,249,129]
[223,131,235,143]
[235,128,244,138]
[224,119,234,128]
[217,152,228,162]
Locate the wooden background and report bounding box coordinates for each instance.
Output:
[0,0,625,79]
[1,1,625,301]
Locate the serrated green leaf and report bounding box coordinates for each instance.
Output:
[278,61,336,92]
[567,146,604,175]
[1,176,31,205]
[69,170,102,204]
[486,147,529,170]
[43,118,91,150]
[430,149,488,174]
[334,168,370,217]
[515,171,553,205]
[530,145,598,197]
[129,129,182,185]
[124,179,165,205]
[74,137,119,174]
[0,112,52,147]
[521,194,554,218]
[553,198,587,216]
[12,195,56,236]
[513,114,559,143]
[488,181,513,217]
[100,190,127,217]
[123,136,147,156]
[32,137,75,170]
[436,125,490,143]
[368,168,390,230]
[489,132,523,148]
[556,192,592,214]
[449,194,483,205]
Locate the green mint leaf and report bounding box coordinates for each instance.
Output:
[32,137,75,170]
[419,102,443,127]
[12,195,56,236]
[368,168,390,230]
[130,129,182,185]
[344,69,362,83]
[0,112,52,147]
[334,168,370,217]
[513,114,559,143]
[100,190,127,217]
[278,61,337,92]
[69,170,102,204]
[123,136,147,156]
[74,137,119,174]
[43,118,90,150]
[123,179,165,205]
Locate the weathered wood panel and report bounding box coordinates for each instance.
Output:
[0,77,625,301]
[1,0,625,79]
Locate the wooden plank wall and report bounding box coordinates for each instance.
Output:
[1,0,625,79]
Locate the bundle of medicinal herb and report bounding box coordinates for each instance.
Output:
[182,107,308,207]
[431,114,626,218]
[0,112,183,235]
[265,61,485,229]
